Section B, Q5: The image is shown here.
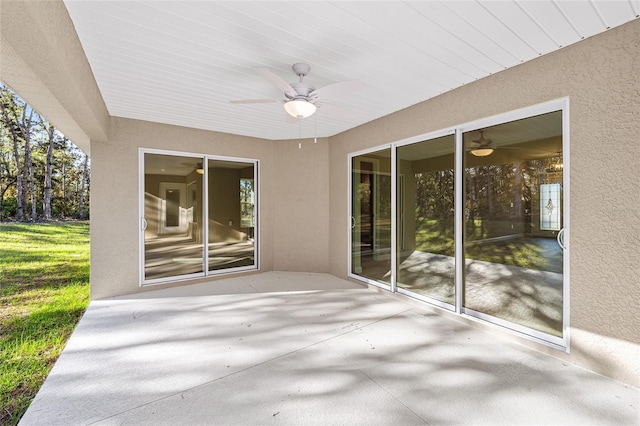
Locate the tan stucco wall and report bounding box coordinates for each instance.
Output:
[329,19,640,386]
[90,117,277,298]
[90,119,331,298]
[273,138,330,272]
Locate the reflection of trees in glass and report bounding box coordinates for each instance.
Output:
[464,156,562,241]
[412,156,562,265]
[414,169,454,256]
[461,156,563,271]
[240,178,254,228]
[377,174,392,218]
[376,174,392,248]
[415,170,454,222]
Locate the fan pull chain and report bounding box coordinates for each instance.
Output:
[298,119,302,149]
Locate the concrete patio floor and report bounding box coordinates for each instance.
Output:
[20,272,638,425]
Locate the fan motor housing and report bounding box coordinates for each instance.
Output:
[288,82,315,98]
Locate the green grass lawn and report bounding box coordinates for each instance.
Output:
[0,222,90,426]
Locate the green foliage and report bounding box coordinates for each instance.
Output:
[0,222,90,426]
[0,83,90,221]
[0,197,17,220]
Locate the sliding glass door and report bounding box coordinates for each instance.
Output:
[349,101,568,348]
[143,152,205,281]
[462,111,564,338]
[207,159,256,272]
[350,148,392,286]
[141,150,258,285]
[396,134,455,306]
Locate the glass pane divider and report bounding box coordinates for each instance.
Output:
[203,158,209,274]
[390,144,398,293]
[454,128,464,314]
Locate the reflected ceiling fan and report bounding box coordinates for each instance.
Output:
[467,130,560,158]
[230,63,361,119]
[468,130,495,157]
[181,161,204,175]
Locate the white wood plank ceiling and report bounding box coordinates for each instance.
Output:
[63,1,639,141]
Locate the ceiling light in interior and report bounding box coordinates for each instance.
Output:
[284,100,316,119]
[470,148,494,157]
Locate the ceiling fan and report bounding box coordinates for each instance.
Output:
[467,130,560,159]
[230,63,361,119]
[181,161,204,174]
[468,130,495,157]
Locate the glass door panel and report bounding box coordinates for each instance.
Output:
[396,135,455,305]
[351,149,392,285]
[143,153,204,281]
[208,159,256,272]
[463,111,564,337]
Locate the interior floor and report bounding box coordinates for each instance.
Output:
[144,235,254,280]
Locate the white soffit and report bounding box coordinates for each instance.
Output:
[62,1,639,141]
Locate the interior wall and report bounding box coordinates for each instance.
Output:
[144,174,186,197]
[208,167,242,234]
[329,19,640,386]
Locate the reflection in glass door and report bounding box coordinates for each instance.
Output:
[348,102,567,348]
[143,153,204,281]
[463,111,564,338]
[141,151,258,284]
[208,159,256,272]
[351,149,392,285]
[396,135,455,306]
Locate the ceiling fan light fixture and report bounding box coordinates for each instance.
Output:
[284,99,316,119]
[470,148,494,157]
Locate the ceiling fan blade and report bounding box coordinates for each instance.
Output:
[309,80,362,101]
[256,68,297,98]
[230,99,278,104]
[315,102,357,120]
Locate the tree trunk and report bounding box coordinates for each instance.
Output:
[44,125,54,219]
[29,160,36,220]
[78,153,89,219]
[13,138,24,221]
[0,92,24,221]
[22,108,34,221]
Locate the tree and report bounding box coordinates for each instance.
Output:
[0,85,36,221]
[78,153,89,219]
[0,82,90,221]
[43,124,55,219]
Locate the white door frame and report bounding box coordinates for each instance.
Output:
[139,148,260,286]
[158,182,187,235]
